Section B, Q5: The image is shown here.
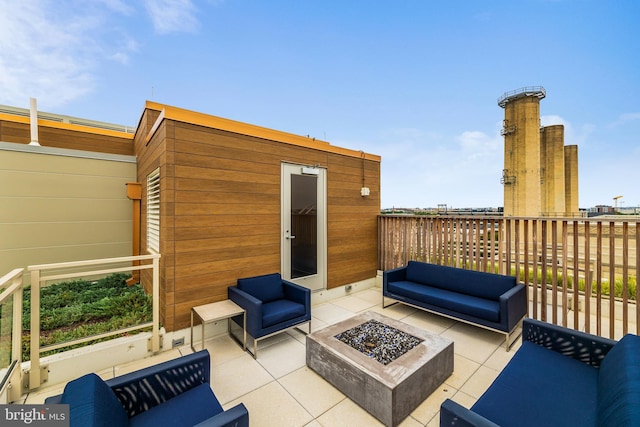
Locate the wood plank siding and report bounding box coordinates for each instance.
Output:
[135,103,381,331]
[0,114,133,155]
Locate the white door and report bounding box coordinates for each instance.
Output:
[281,163,326,291]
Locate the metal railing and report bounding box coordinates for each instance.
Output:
[26,254,161,390]
[497,86,546,107]
[0,268,24,403]
[379,215,640,340]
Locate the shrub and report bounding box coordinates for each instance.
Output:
[22,273,152,360]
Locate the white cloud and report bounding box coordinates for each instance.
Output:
[108,34,140,65]
[541,115,594,147]
[540,115,565,127]
[0,0,213,109]
[457,130,500,160]
[99,0,135,15]
[0,1,97,108]
[144,0,199,34]
[343,127,504,209]
[609,112,640,128]
[0,1,140,109]
[371,128,443,161]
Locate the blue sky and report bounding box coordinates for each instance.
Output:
[1,0,638,210]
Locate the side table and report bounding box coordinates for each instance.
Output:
[190,299,246,352]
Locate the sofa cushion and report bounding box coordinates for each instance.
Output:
[598,334,640,427]
[129,383,222,427]
[262,299,306,328]
[60,373,128,427]
[404,261,515,300]
[472,341,599,427]
[387,280,500,322]
[238,273,285,302]
[405,261,442,286]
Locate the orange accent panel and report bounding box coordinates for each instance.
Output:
[143,101,381,162]
[126,183,142,285]
[126,182,142,200]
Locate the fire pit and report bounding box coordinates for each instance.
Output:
[306,311,453,426]
[334,319,423,365]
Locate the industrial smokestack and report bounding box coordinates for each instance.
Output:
[29,97,41,146]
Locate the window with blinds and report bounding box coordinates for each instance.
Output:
[146,168,160,253]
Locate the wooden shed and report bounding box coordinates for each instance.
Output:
[0,101,381,332]
[134,102,381,331]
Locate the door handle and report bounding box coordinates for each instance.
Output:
[285,230,296,239]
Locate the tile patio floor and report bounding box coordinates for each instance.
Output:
[25,287,521,426]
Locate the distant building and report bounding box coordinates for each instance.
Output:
[588,205,640,216]
[380,207,501,216]
[589,205,615,214]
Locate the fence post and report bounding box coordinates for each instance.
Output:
[10,276,23,401]
[29,268,41,390]
[151,254,160,353]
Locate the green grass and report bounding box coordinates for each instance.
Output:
[511,267,637,300]
[22,273,153,361]
[418,258,638,301]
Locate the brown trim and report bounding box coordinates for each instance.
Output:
[145,108,166,146]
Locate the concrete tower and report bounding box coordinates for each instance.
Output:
[564,145,579,216]
[498,87,546,217]
[540,124,566,216]
[498,87,580,218]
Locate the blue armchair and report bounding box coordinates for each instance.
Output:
[45,350,248,427]
[228,273,311,358]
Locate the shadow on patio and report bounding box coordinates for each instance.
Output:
[24,287,520,427]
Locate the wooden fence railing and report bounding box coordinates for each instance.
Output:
[378,215,640,339]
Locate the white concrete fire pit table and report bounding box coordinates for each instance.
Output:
[306,311,453,427]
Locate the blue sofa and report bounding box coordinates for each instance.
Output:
[228,273,311,358]
[45,350,248,427]
[383,261,526,349]
[441,318,640,427]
